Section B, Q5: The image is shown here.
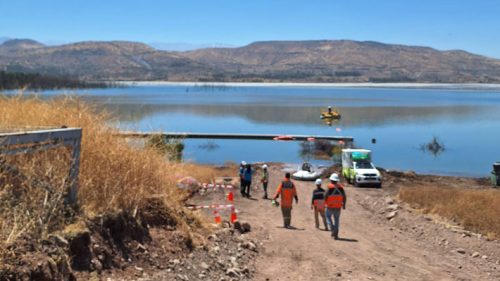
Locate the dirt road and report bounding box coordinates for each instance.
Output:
[232,165,500,281]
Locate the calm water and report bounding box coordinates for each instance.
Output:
[37,84,500,177]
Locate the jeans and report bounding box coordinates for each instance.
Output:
[325,207,341,237]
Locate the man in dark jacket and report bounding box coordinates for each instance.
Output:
[311,178,328,230]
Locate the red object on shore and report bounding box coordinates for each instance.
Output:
[307,137,315,142]
[227,191,234,202]
[273,135,295,141]
[213,210,222,224]
[230,207,238,223]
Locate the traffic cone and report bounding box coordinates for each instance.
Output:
[230,206,238,223]
[213,209,222,224]
[227,191,234,202]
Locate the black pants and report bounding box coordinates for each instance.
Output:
[245,181,252,197]
[262,182,268,198]
[240,180,247,196]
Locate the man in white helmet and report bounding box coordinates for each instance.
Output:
[261,164,269,199]
[324,173,347,239]
[239,161,247,197]
[311,178,328,230]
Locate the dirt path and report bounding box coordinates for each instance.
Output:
[232,165,500,281]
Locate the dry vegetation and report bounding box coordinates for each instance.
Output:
[0,95,225,252]
[399,186,500,238]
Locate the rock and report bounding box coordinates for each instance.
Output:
[455,248,466,254]
[387,204,399,211]
[48,234,69,247]
[385,197,394,205]
[336,272,342,277]
[135,266,144,272]
[471,252,480,258]
[200,262,210,270]
[482,255,488,259]
[91,258,103,272]
[386,211,397,220]
[198,273,206,278]
[226,268,240,277]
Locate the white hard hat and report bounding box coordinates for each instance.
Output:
[329,173,339,182]
[315,178,322,185]
[262,164,268,169]
[241,161,247,165]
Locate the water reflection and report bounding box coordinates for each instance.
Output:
[91,102,488,128]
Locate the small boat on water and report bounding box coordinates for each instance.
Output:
[273,135,295,141]
[320,111,341,119]
[292,162,322,181]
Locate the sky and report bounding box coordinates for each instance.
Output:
[0,0,499,57]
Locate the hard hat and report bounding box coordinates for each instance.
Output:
[315,178,322,185]
[329,173,339,182]
[262,164,268,169]
[328,106,332,109]
[241,161,247,165]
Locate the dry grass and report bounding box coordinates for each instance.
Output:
[0,95,225,248]
[399,186,500,238]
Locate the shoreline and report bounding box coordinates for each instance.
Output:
[116,81,500,90]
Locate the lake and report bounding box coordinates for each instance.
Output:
[34,83,500,177]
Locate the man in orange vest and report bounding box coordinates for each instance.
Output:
[273,172,298,229]
[311,178,328,230]
[324,173,346,239]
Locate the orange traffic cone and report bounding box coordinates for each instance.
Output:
[230,207,238,223]
[213,210,222,224]
[227,191,234,202]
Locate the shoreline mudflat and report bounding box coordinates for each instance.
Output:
[116,80,500,90]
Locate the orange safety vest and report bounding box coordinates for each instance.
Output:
[276,179,296,208]
[325,184,344,209]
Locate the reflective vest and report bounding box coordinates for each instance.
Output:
[325,187,344,208]
[277,180,296,208]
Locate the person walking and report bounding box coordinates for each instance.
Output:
[243,163,253,197]
[311,178,328,230]
[273,172,298,228]
[239,161,247,197]
[261,164,269,199]
[324,173,346,239]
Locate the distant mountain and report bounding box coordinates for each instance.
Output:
[1,39,500,83]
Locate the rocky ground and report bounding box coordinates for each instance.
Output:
[2,164,499,280]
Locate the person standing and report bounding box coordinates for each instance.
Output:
[324,173,346,239]
[273,172,298,228]
[311,178,328,230]
[239,161,247,197]
[243,163,253,197]
[261,164,269,199]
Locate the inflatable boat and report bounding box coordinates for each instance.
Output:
[292,162,322,181]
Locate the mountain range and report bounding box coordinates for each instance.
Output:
[1,38,500,83]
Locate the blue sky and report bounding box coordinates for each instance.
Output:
[0,0,499,57]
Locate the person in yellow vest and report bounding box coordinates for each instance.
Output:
[324,173,346,239]
[273,172,298,229]
[311,178,328,230]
